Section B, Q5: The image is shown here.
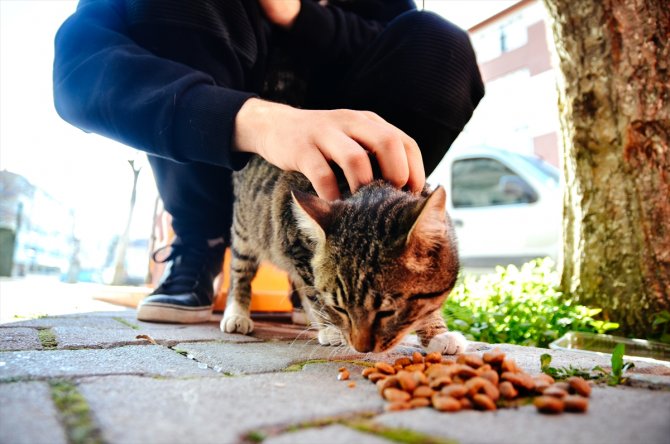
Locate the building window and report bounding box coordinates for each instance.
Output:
[472,12,528,63]
[499,16,527,53]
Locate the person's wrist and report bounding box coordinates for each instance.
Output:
[233,98,262,154]
[234,98,294,157]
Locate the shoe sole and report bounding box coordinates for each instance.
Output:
[137,302,213,324]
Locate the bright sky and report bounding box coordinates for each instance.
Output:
[0,0,158,243]
[0,0,516,246]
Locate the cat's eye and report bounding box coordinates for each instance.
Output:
[408,290,447,301]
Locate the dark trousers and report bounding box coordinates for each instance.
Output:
[137,10,484,242]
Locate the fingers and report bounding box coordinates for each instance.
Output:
[322,130,374,194]
[296,149,341,201]
[305,109,425,198]
[400,131,425,193]
[243,102,426,200]
[357,112,425,193]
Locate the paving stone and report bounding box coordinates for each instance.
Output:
[52,326,142,349]
[173,339,423,375]
[0,381,68,444]
[174,340,342,375]
[374,385,670,444]
[251,320,318,341]
[628,372,670,389]
[1,315,129,330]
[3,310,668,444]
[3,311,261,349]
[54,309,138,319]
[0,327,42,351]
[131,312,305,341]
[133,323,262,346]
[50,323,260,349]
[175,334,478,375]
[0,345,217,380]
[264,424,394,444]
[479,343,670,378]
[78,362,384,444]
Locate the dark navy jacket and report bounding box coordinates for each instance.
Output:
[53,0,415,170]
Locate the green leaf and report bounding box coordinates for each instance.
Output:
[592,365,605,375]
[602,343,635,386]
[601,322,620,331]
[652,310,670,326]
[585,308,602,317]
[441,258,619,348]
[611,343,625,376]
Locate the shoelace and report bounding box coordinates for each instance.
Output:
[152,243,215,293]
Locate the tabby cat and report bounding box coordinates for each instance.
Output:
[221,155,467,355]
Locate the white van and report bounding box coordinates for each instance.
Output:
[428,146,562,268]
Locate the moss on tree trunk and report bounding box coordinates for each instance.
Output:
[542,0,669,336]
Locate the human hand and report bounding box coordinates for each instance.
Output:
[257,0,301,28]
[234,98,425,201]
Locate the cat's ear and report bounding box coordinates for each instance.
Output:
[291,190,332,243]
[406,186,448,248]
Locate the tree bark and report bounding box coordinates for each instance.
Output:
[542,0,669,337]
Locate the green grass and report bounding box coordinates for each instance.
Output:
[37,328,58,349]
[50,380,103,444]
[283,359,329,372]
[243,413,456,444]
[112,317,140,330]
[443,258,619,348]
[245,430,266,442]
[349,421,458,444]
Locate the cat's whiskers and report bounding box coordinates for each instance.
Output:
[304,306,332,326]
[288,328,319,347]
[288,323,323,348]
[327,342,350,360]
[297,337,322,356]
[291,284,318,297]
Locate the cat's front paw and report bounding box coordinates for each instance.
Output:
[221,314,254,335]
[317,326,345,346]
[426,331,468,355]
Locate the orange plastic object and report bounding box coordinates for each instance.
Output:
[213,248,293,312]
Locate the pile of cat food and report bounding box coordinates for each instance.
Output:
[351,349,590,414]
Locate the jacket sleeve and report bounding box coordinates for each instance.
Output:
[287,0,414,65]
[52,0,255,169]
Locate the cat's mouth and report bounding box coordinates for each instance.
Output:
[346,327,412,353]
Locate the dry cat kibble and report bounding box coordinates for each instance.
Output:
[356,349,591,415]
[337,367,350,381]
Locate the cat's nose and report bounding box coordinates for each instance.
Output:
[351,331,374,353]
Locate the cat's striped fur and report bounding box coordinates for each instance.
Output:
[221,155,467,354]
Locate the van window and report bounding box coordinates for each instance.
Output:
[451,158,538,208]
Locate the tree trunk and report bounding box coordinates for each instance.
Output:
[112,160,141,285]
[542,0,669,337]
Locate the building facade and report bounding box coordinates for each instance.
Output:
[457,0,560,166]
[0,170,75,276]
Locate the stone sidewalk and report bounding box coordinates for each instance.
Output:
[1,309,669,444]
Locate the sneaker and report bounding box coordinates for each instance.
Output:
[137,237,226,323]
